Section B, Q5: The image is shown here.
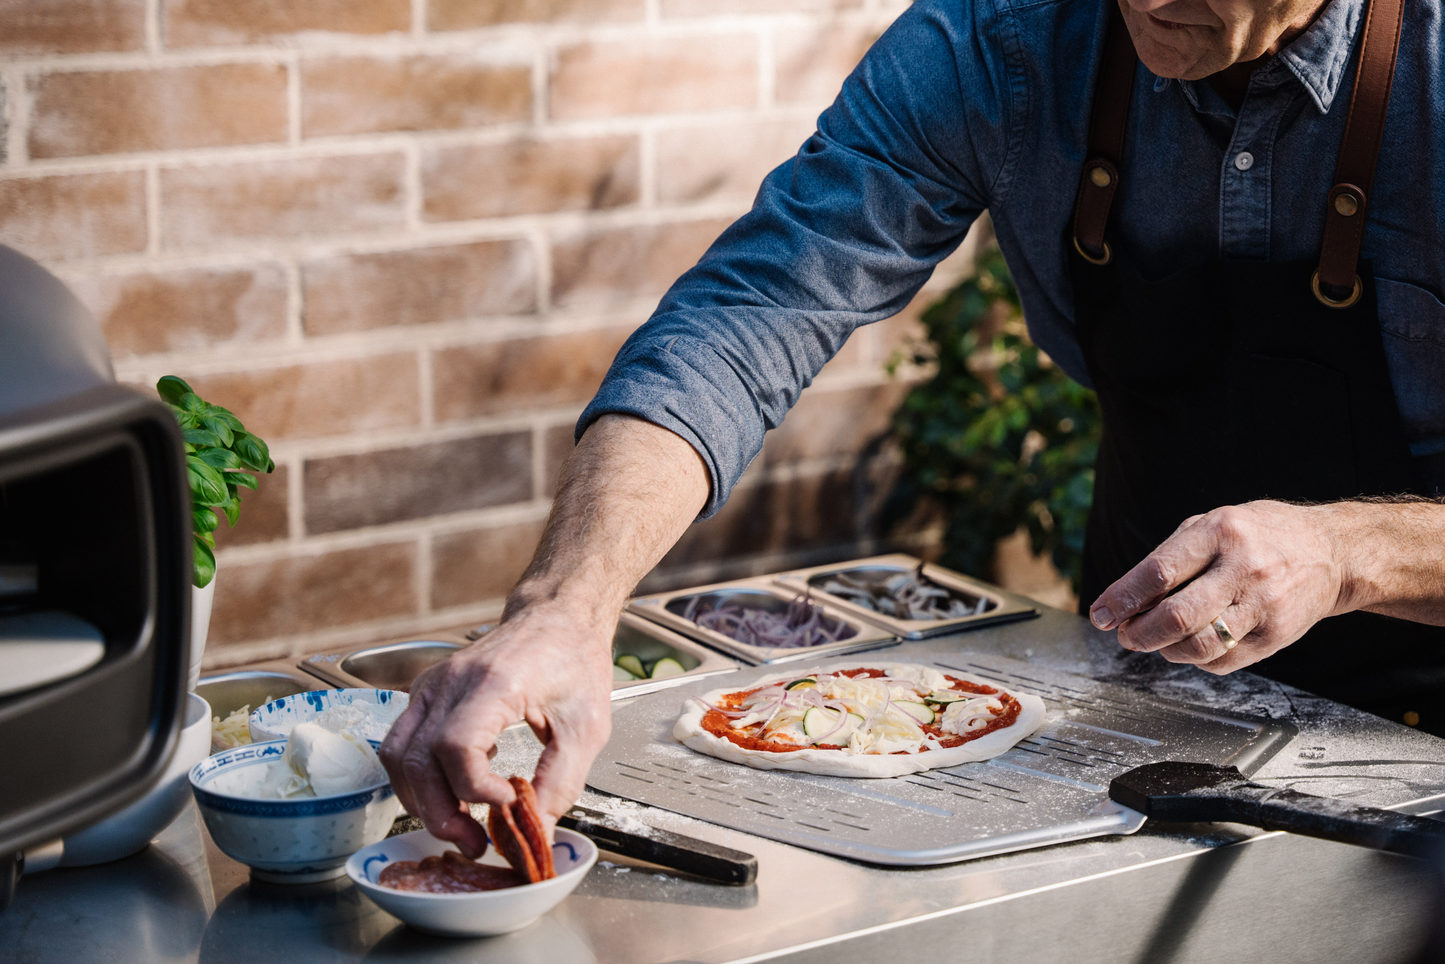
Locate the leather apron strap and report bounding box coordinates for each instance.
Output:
[1071,5,1137,266]
[1071,0,1407,299]
[1314,0,1407,306]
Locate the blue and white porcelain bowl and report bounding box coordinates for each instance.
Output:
[249,688,408,744]
[347,828,598,937]
[189,740,400,883]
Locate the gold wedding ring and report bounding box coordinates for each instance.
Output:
[1212,616,1238,650]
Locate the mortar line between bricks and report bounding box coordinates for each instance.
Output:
[532,45,548,128]
[758,24,776,108]
[417,349,435,429]
[283,260,304,344]
[530,420,548,503]
[285,52,302,145]
[2,66,27,165]
[217,499,554,565]
[0,14,875,76]
[109,328,894,402]
[287,455,305,542]
[214,602,509,669]
[26,198,750,268]
[143,0,162,55]
[416,530,433,616]
[529,226,552,314]
[0,103,832,177]
[402,140,423,231]
[108,308,652,373]
[638,124,657,209]
[144,164,161,254]
[413,0,428,37]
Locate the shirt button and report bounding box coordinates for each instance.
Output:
[1235,151,1255,171]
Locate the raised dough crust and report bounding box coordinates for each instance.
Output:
[673,661,1047,779]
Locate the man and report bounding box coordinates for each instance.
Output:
[380,0,1445,853]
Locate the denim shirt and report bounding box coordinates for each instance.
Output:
[579,0,1445,515]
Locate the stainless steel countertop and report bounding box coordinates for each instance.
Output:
[6,601,1444,963]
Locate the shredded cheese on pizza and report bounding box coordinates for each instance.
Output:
[700,665,1016,756]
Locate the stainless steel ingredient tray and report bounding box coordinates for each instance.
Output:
[774,553,1038,639]
[627,577,898,665]
[197,666,329,720]
[587,653,1296,866]
[298,615,737,699]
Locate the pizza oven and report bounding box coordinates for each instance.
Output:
[0,244,192,909]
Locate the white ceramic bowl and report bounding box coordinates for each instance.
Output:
[249,688,408,744]
[189,739,400,883]
[44,692,213,869]
[346,828,598,937]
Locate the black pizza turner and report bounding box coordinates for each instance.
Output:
[1110,761,1445,857]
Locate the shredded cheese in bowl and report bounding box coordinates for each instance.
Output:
[212,698,272,753]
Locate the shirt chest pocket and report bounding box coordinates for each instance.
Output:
[1376,277,1445,457]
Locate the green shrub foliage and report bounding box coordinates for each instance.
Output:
[157,376,275,589]
[888,248,1101,592]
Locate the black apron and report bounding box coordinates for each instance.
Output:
[1068,0,1445,730]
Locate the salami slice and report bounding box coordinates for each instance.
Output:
[487,789,542,883]
[507,776,556,881]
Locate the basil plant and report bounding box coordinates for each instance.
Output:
[157,376,275,589]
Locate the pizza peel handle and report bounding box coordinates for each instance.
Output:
[1109,762,1445,858]
[559,806,758,885]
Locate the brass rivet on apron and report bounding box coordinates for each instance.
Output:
[1334,192,1360,217]
[1311,270,1363,309]
[1089,166,1112,188]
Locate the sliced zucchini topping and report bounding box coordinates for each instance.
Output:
[893,701,935,725]
[650,657,686,679]
[614,654,646,679]
[612,664,638,681]
[785,677,818,691]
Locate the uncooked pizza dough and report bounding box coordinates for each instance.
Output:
[673,661,1047,779]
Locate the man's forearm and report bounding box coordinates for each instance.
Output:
[503,414,711,631]
[1328,499,1445,624]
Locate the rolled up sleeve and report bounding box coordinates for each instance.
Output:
[577,0,1015,516]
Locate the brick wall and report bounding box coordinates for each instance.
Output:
[0,0,985,668]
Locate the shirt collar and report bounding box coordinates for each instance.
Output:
[1150,0,1364,115]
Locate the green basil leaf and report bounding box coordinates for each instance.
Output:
[229,470,259,490]
[197,446,240,470]
[192,507,219,534]
[186,457,228,506]
[232,433,273,473]
[183,428,225,449]
[209,408,246,432]
[201,415,234,447]
[179,392,208,414]
[176,413,201,431]
[192,538,216,590]
[156,376,193,406]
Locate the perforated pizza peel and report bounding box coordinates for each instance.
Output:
[586,653,1296,866]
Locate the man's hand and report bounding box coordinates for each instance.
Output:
[1088,499,1445,673]
[379,606,614,857]
[378,415,711,853]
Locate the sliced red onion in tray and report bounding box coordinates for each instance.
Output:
[681,593,858,649]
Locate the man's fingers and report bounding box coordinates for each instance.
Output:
[379,691,430,814]
[1158,604,1259,670]
[529,716,613,837]
[431,695,521,809]
[1116,568,1238,652]
[400,717,490,858]
[1091,519,1221,630]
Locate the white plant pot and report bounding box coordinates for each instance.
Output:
[190,578,215,692]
